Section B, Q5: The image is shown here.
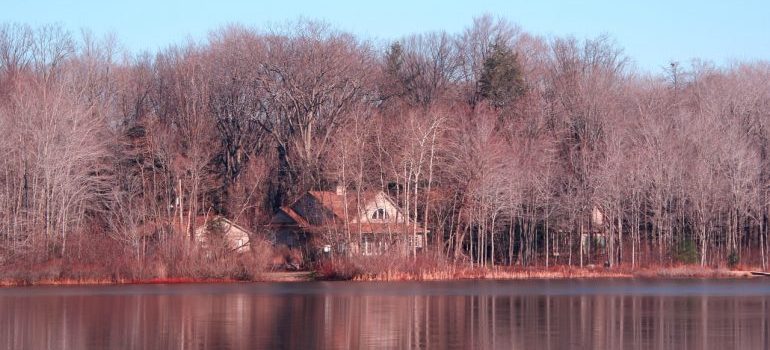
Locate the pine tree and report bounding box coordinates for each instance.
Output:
[478,39,525,108]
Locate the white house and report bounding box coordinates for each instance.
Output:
[193,216,251,253]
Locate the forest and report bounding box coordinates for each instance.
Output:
[2,16,770,281]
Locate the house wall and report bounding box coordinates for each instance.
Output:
[352,192,406,224]
[194,219,251,252]
[591,207,604,227]
[222,223,250,252]
[274,228,305,248]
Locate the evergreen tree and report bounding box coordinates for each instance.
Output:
[478,39,525,107]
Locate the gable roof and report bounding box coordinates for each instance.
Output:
[274,207,311,228]
[173,215,253,237]
[271,189,427,234]
[133,215,253,240]
[308,190,349,219]
[307,190,384,220]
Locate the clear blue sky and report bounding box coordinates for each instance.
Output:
[2,0,769,72]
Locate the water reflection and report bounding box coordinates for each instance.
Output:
[1,280,769,349]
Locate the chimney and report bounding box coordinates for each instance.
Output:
[335,184,346,195]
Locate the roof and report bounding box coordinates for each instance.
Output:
[173,215,252,236]
[271,189,427,235]
[308,191,349,219]
[278,207,310,227]
[307,190,380,220]
[130,215,253,240]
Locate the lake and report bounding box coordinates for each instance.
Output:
[1,279,770,349]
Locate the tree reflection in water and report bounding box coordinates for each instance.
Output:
[1,280,769,349]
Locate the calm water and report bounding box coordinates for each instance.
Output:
[2,279,770,349]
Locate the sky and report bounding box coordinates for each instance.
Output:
[2,0,769,73]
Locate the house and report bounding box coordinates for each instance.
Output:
[193,216,251,253]
[270,186,428,256]
[581,206,607,254]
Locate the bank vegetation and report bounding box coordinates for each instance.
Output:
[1,17,770,283]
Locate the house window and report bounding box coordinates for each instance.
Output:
[362,236,371,256]
[362,234,376,256]
[407,234,424,249]
[372,208,388,220]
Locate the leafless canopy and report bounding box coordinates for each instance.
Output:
[2,16,770,277]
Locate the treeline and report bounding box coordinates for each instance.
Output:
[1,16,770,278]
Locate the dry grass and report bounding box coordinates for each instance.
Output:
[0,235,279,286]
[0,276,245,287]
[0,272,315,286]
[632,264,756,278]
[316,251,640,281]
[351,265,634,281]
[2,248,764,286]
[338,257,761,281]
[260,271,315,282]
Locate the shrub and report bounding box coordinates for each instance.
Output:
[313,250,452,281]
[239,238,275,279]
[315,258,359,280]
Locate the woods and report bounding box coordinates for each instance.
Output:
[2,17,770,281]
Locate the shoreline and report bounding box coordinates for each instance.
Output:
[349,265,758,281]
[0,266,761,287]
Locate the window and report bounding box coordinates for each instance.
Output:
[407,234,424,249]
[362,234,378,256]
[371,208,389,220]
[362,236,371,256]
